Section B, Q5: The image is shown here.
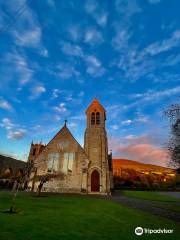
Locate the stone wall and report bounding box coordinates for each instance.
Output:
[29,125,88,193]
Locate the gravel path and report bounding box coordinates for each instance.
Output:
[157,191,180,198]
[111,192,180,223]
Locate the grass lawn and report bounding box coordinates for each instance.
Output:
[0,191,179,240]
[122,190,180,202]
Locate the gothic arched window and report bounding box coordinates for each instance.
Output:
[32,148,36,156]
[91,112,95,125]
[96,112,100,124]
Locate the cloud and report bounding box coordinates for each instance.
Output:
[0,98,13,111]
[145,30,180,56]
[109,137,170,167]
[53,103,67,113]
[0,118,14,130]
[115,0,141,17]
[57,63,80,80]
[0,117,27,140]
[111,0,179,83]
[40,48,49,57]
[112,29,131,52]
[95,12,108,27]
[3,51,33,85]
[78,91,84,97]
[85,55,105,77]
[85,0,108,27]
[2,1,48,56]
[30,86,46,100]
[124,86,180,109]
[118,143,170,167]
[13,26,41,48]
[113,29,180,81]
[84,28,103,45]
[51,89,61,99]
[7,129,26,140]
[60,41,84,57]
[142,86,180,101]
[85,0,97,13]
[106,104,124,120]
[68,122,77,129]
[59,42,106,78]
[121,119,132,125]
[111,125,119,130]
[68,25,83,42]
[136,115,149,123]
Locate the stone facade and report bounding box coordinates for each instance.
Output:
[28,99,112,195]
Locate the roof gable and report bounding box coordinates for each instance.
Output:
[34,124,88,160]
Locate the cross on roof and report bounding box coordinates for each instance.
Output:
[64,119,67,126]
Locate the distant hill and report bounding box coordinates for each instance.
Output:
[0,154,27,171]
[112,159,175,173]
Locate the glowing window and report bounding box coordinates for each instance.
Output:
[47,153,59,173]
[96,112,100,124]
[91,112,95,125]
[63,153,75,173]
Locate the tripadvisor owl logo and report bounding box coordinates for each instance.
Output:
[135,227,174,235]
[135,227,143,235]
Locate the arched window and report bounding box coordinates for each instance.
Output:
[32,148,36,156]
[96,112,100,124]
[91,112,95,125]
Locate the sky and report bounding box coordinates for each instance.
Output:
[0,0,179,167]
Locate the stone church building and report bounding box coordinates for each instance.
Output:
[28,98,113,195]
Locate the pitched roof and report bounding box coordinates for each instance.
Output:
[34,123,88,161]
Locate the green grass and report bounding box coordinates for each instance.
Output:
[122,190,180,202]
[0,191,179,240]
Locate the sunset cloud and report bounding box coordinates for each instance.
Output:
[118,144,170,167]
[109,136,170,167]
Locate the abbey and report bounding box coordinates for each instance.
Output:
[28,99,112,195]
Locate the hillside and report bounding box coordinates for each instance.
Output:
[0,154,27,169]
[112,159,175,173]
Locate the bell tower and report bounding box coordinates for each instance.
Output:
[28,142,45,164]
[84,98,111,194]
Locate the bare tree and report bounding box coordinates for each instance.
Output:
[37,175,49,197]
[36,172,65,197]
[165,103,180,169]
[9,161,34,213]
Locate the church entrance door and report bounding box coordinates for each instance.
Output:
[91,170,100,192]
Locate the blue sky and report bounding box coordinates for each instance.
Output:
[0,0,179,166]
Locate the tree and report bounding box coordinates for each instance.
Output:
[8,161,34,213]
[165,103,180,168]
[35,172,65,196]
[37,175,49,197]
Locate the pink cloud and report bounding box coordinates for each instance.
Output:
[109,137,170,167]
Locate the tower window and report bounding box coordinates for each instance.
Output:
[91,112,95,125]
[32,148,36,156]
[96,112,100,124]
